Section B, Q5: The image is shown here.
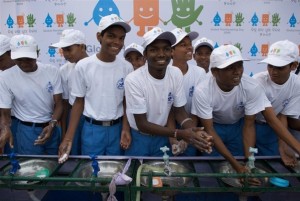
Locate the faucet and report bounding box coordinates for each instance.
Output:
[9,152,20,175]
[160,146,172,176]
[90,155,100,177]
[247,147,258,170]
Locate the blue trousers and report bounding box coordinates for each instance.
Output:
[124,128,170,156]
[255,123,279,156]
[81,120,122,155]
[16,123,60,155]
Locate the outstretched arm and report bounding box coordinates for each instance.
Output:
[262,107,300,156]
[58,97,84,163]
[0,109,13,152]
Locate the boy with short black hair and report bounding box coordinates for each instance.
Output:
[58,14,133,161]
[50,29,89,155]
[124,27,213,156]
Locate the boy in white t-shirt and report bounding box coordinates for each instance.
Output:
[254,40,300,167]
[168,28,206,156]
[58,14,133,161]
[0,34,63,155]
[0,34,18,154]
[192,44,268,180]
[123,43,145,70]
[192,44,300,176]
[124,27,213,156]
[50,29,89,155]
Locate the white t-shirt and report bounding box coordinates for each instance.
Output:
[59,62,76,105]
[0,63,62,122]
[183,64,206,115]
[125,65,187,130]
[254,71,300,121]
[71,54,133,120]
[192,74,270,124]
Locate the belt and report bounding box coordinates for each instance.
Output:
[11,116,17,120]
[84,116,121,127]
[19,120,48,128]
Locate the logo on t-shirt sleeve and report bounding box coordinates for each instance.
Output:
[117,78,124,89]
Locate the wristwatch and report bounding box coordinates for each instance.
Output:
[49,119,58,128]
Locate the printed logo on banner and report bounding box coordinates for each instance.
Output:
[17,15,25,28]
[251,12,259,26]
[6,13,37,29]
[261,44,269,57]
[127,0,161,37]
[213,12,221,26]
[6,15,14,28]
[289,13,297,27]
[163,0,203,33]
[250,12,283,37]
[235,12,244,26]
[27,14,36,27]
[249,43,271,58]
[43,12,77,28]
[211,12,245,34]
[44,13,54,27]
[249,43,258,56]
[66,13,76,27]
[223,12,245,26]
[271,13,280,26]
[84,0,120,26]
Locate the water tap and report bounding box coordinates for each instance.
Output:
[247,147,258,170]
[160,146,172,176]
[9,152,20,175]
[90,155,100,177]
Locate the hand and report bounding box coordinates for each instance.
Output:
[170,138,187,155]
[0,126,14,150]
[236,164,261,186]
[120,130,131,150]
[185,127,213,153]
[279,143,297,168]
[34,125,53,145]
[58,138,72,163]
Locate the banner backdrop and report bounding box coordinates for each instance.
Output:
[0,0,300,75]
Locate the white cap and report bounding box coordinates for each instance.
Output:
[10,34,38,60]
[210,44,248,69]
[142,27,176,49]
[0,35,11,57]
[124,43,144,57]
[50,29,86,48]
[193,37,214,52]
[171,28,198,47]
[260,40,299,67]
[98,14,131,33]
